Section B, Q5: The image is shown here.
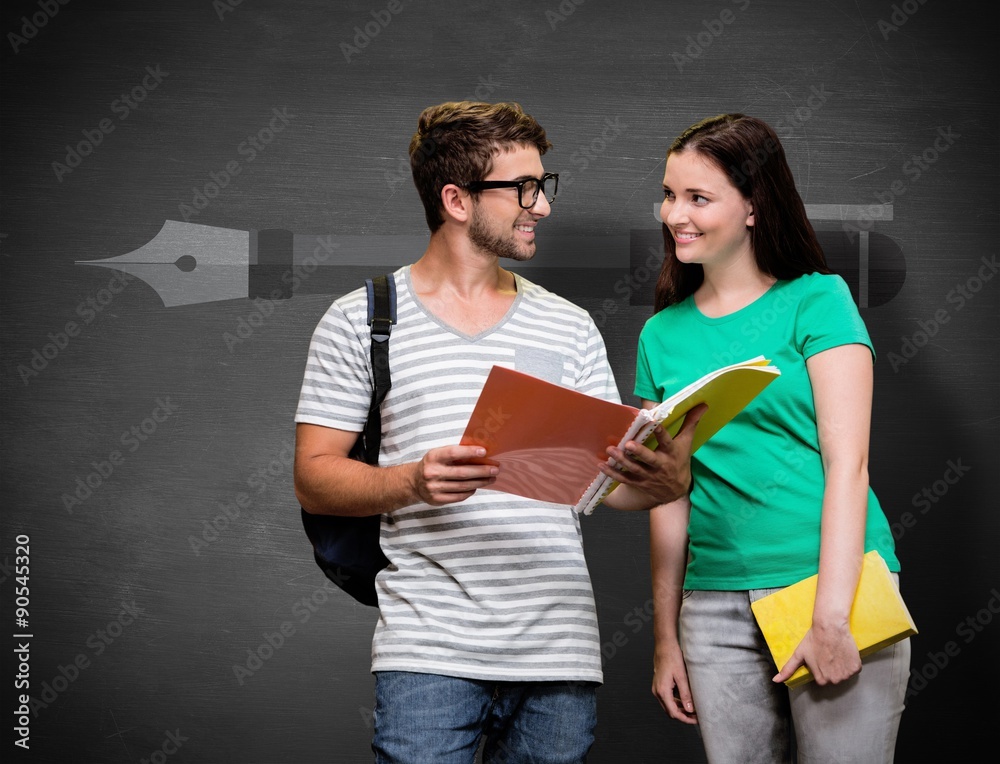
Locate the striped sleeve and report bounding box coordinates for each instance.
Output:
[295,287,371,431]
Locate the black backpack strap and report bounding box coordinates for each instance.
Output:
[360,274,395,465]
[301,274,395,607]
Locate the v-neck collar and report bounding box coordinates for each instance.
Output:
[402,265,524,342]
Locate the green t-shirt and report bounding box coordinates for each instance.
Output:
[635,273,898,590]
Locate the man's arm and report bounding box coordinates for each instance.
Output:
[294,423,500,516]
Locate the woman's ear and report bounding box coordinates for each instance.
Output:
[745,204,755,228]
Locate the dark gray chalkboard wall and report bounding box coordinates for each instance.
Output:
[2,0,997,761]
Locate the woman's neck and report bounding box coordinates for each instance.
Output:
[695,258,776,318]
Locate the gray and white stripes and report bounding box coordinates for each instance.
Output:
[296,265,618,683]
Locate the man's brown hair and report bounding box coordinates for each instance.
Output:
[409,101,552,232]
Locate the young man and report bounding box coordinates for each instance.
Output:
[294,101,701,763]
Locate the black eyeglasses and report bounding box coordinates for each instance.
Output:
[464,173,559,209]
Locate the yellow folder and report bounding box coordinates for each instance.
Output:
[750,550,918,688]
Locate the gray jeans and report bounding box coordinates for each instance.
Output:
[679,585,911,763]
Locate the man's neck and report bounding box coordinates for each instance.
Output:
[410,232,518,334]
[413,230,515,295]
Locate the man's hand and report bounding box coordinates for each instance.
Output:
[600,404,707,507]
[411,445,499,506]
[295,423,499,515]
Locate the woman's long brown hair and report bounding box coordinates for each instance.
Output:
[654,114,830,312]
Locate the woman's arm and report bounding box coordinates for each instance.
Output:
[773,343,872,685]
[650,497,697,723]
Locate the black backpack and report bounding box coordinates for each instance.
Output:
[300,274,395,606]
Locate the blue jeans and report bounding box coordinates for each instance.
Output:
[679,587,911,763]
[372,671,597,764]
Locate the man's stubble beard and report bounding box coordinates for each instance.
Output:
[468,203,535,262]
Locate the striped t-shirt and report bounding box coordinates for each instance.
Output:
[295,265,619,683]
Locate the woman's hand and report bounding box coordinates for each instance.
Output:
[652,638,698,724]
[601,404,707,508]
[773,621,862,686]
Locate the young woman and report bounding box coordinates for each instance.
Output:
[639,114,910,761]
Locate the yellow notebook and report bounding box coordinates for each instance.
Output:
[750,550,918,688]
[576,356,780,514]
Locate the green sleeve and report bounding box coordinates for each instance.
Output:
[795,274,875,361]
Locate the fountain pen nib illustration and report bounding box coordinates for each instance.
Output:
[77,220,253,308]
[77,208,904,309]
[76,220,431,309]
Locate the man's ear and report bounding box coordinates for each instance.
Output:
[440,183,472,224]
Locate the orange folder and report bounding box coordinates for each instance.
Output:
[461,358,780,511]
[460,366,639,506]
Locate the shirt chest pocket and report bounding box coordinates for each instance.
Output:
[515,346,569,385]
